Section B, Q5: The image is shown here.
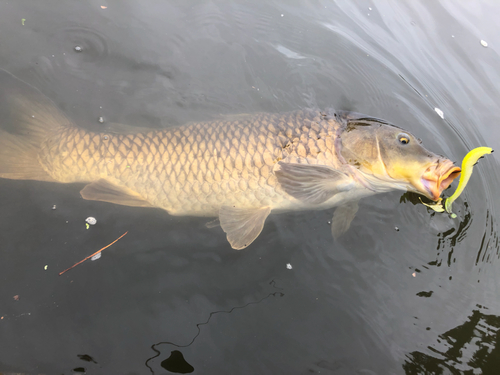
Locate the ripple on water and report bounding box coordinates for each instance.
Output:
[48,26,110,78]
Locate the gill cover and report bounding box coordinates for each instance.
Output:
[339,114,460,200]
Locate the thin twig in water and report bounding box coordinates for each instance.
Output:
[59,231,128,276]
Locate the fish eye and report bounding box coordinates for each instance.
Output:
[398,133,410,145]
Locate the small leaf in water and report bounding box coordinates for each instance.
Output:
[86,223,90,230]
[419,197,445,212]
[21,19,25,25]
[44,265,48,270]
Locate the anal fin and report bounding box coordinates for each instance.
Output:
[331,201,359,239]
[219,206,271,250]
[80,179,152,207]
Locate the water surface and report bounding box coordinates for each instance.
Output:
[0,1,499,374]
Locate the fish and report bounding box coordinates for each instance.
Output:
[0,69,461,249]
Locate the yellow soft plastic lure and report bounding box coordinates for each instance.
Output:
[422,147,493,217]
[444,147,493,215]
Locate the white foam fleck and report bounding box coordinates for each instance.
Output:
[434,107,444,119]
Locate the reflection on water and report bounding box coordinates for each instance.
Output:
[161,350,194,374]
[145,282,284,374]
[404,308,500,374]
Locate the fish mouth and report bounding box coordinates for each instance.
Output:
[420,159,461,201]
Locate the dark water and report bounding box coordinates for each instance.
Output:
[0,1,499,374]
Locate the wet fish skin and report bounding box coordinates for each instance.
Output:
[39,110,343,216]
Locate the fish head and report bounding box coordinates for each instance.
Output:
[340,117,461,201]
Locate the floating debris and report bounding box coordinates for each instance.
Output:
[101,5,107,9]
[419,197,445,213]
[85,223,90,230]
[480,40,488,47]
[286,263,292,270]
[21,18,25,26]
[91,252,102,261]
[74,46,82,52]
[412,272,416,277]
[52,205,57,210]
[85,217,97,225]
[44,265,48,270]
[394,226,399,231]
[98,116,104,124]
[59,231,128,275]
[434,107,444,119]
[13,295,19,301]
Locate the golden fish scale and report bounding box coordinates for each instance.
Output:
[38,110,341,215]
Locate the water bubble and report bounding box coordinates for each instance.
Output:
[74,45,82,52]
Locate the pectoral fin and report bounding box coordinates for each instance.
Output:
[275,162,353,205]
[219,206,271,250]
[80,179,152,207]
[331,201,359,239]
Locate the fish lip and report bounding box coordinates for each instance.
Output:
[420,160,461,201]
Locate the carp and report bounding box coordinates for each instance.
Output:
[0,69,460,249]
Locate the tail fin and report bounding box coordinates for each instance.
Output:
[0,68,71,181]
